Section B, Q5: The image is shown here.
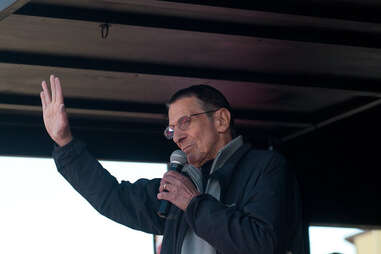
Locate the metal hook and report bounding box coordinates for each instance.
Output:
[99,23,111,39]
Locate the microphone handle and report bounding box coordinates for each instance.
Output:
[157,163,184,218]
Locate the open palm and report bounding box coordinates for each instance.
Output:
[40,75,72,147]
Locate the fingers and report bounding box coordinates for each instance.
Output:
[159,181,165,192]
[159,171,195,193]
[163,183,173,192]
[41,80,52,104]
[157,190,172,202]
[59,103,66,113]
[159,179,171,192]
[157,183,175,201]
[161,173,181,189]
[164,170,183,179]
[41,75,64,105]
[163,171,188,185]
[157,174,200,211]
[55,76,64,104]
[50,74,56,103]
[40,91,46,110]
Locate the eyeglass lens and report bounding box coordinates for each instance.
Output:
[164,109,218,140]
[164,115,192,139]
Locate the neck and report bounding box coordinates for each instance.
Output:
[197,134,232,168]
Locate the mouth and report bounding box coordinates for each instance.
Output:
[182,144,193,153]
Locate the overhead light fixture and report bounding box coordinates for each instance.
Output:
[0,0,29,22]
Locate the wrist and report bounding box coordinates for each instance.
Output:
[185,192,201,211]
[56,135,73,147]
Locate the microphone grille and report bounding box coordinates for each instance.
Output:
[170,150,187,165]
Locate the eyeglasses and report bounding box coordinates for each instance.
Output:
[164,109,219,140]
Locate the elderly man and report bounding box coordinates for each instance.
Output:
[40,75,307,254]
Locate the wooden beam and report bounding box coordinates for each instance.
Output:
[282,98,381,142]
[159,0,381,23]
[0,101,311,129]
[1,50,381,95]
[15,2,381,48]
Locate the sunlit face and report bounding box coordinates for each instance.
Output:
[168,96,220,168]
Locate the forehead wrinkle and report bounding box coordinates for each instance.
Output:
[168,113,186,127]
[168,96,204,125]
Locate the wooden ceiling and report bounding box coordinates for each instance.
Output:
[1,0,381,228]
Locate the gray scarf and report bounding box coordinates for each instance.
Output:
[181,136,244,254]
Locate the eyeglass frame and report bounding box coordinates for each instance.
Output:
[163,109,220,140]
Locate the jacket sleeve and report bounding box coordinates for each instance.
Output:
[52,139,165,235]
[184,152,292,254]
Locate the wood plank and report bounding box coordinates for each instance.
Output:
[0,103,312,129]
[0,63,361,113]
[17,2,381,48]
[32,0,381,23]
[32,0,381,33]
[1,15,381,80]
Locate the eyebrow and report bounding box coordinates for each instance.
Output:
[168,117,182,128]
[168,113,188,128]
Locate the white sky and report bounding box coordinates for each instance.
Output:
[309,226,362,254]
[0,156,363,254]
[0,156,166,254]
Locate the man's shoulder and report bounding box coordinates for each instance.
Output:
[233,145,287,178]
[244,145,286,164]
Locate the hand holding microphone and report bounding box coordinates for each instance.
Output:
[157,150,200,217]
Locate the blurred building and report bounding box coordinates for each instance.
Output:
[346,230,381,254]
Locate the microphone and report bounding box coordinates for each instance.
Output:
[157,150,187,218]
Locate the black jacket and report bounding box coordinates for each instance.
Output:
[53,139,308,254]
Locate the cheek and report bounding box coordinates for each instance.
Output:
[197,128,217,151]
[190,121,217,148]
[188,131,206,154]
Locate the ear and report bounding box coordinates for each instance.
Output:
[214,108,231,133]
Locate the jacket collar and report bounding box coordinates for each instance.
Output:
[210,135,244,174]
[209,142,252,192]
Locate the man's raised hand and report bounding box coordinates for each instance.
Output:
[40,75,72,147]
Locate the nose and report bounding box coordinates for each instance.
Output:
[173,127,186,146]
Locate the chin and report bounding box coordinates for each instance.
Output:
[186,153,198,165]
[187,154,206,168]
